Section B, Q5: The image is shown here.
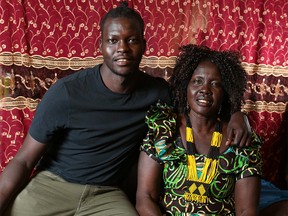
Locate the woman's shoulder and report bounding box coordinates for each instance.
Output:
[145,100,177,130]
[142,101,185,161]
[219,130,262,176]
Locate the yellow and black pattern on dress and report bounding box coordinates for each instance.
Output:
[184,118,222,204]
[162,139,262,216]
[140,102,263,215]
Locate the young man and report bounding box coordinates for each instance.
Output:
[0,2,251,215]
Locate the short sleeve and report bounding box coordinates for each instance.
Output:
[140,101,178,163]
[29,81,69,144]
[219,131,263,180]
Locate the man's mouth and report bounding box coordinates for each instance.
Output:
[116,58,128,62]
[115,58,131,65]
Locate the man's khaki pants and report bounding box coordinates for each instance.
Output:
[5,171,138,216]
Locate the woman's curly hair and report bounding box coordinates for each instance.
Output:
[169,44,247,122]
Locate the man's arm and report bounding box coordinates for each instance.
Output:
[285,121,288,188]
[0,134,47,214]
[226,111,252,147]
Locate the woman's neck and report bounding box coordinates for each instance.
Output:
[178,113,228,154]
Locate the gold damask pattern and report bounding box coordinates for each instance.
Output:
[0,65,75,100]
[1,64,287,103]
[0,0,287,69]
[0,107,35,171]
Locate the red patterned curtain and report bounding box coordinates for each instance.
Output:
[1,0,287,188]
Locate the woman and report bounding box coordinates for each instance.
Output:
[136,44,262,216]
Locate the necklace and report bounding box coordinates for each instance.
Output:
[184,116,222,203]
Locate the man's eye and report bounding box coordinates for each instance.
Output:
[108,39,117,44]
[128,38,139,44]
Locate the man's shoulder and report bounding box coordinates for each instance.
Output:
[60,65,100,82]
[46,65,100,94]
[137,71,171,104]
[139,71,169,86]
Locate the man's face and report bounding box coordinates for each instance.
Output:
[100,17,146,77]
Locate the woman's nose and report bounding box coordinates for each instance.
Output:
[199,84,212,95]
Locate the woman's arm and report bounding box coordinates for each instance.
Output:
[136,151,163,216]
[226,111,252,147]
[234,176,261,216]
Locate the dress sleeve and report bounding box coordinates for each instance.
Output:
[234,131,263,180]
[140,101,177,163]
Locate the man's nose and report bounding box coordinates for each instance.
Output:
[117,40,129,52]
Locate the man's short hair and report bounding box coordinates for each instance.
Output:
[100,1,145,36]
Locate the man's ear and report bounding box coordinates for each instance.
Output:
[143,39,147,54]
[99,38,102,53]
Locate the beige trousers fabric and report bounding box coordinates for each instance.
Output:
[5,171,138,216]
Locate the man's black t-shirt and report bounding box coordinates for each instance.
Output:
[29,64,171,185]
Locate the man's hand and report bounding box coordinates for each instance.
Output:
[226,111,252,147]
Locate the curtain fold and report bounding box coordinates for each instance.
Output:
[0,0,287,188]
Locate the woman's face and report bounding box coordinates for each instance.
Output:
[187,60,224,117]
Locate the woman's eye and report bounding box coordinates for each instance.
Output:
[192,79,202,85]
[211,81,221,87]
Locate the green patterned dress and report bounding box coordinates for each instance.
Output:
[141,102,262,216]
